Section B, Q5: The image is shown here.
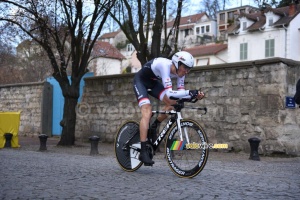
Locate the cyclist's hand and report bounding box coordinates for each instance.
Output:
[197,91,205,100]
[189,90,199,99]
[189,90,205,100]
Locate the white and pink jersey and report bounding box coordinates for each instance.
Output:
[150,58,190,99]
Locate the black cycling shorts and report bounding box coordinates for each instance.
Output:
[133,66,165,107]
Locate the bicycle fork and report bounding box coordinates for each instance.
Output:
[175,111,190,144]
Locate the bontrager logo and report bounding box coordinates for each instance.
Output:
[166,148,185,175]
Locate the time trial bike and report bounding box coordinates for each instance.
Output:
[114,97,209,178]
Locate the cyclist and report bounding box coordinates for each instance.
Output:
[133,51,205,165]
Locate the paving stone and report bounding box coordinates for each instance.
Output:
[0,136,299,199]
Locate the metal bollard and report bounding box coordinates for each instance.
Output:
[4,133,13,148]
[248,137,261,161]
[39,134,48,151]
[89,135,100,155]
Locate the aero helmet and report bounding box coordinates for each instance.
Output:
[172,51,194,69]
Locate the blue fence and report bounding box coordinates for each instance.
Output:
[46,72,94,136]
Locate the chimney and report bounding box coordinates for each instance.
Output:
[289,2,296,17]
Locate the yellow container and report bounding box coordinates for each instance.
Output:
[0,111,21,148]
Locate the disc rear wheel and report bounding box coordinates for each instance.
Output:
[115,121,142,172]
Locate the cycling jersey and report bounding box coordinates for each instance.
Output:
[133,57,191,107]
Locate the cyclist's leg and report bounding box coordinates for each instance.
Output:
[139,104,152,142]
[148,85,177,139]
[157,94,177,122]
[133,73,152,137]
[148,84,166,133]
[139,104,155,165]
[150,90,177,121]
[133,74,155,165]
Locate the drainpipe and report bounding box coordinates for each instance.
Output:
[282,24,288,58]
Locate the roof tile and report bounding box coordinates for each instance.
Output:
[184,44,228,57]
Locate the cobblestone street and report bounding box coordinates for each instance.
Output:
[0,137,300,199]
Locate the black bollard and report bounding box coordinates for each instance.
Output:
[39,134,48,151]
[248,137,261,161]
[89,135,100,155]
[4,133,13,148]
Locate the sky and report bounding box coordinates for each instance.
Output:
[225,0,257,8]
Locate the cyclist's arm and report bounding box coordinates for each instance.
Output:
[157,61,193,99]
[162,76,192,99]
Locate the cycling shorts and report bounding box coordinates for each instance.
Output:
[133,67,166,107]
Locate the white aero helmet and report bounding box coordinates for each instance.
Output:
[172,51,194,69]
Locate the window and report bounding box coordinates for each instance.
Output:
[268,18,273,26]
[265,39,274,57]
[242,22,247,30]
[220,13,225,21]
[196,27,200,35]
[228,11,234,20]
[201,26,205,34]
[240,43,248,60]
[127,44,134,51]
[206,25,210,33]
[184,29,189,37]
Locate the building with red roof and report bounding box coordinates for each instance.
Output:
[184,44,228,66]
[89,41,126,75]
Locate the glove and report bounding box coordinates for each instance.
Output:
[189,90,198,99]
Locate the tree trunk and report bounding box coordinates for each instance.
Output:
[151,0,163,58]
[57,96,78,146]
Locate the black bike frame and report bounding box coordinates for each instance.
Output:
[123,100,207,152]
[150,110,180,151]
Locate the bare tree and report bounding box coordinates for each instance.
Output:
[198,0,230,19]
[0,39,53,84]
[0,0,115,146]
[0,42,21,84]
[16,40,53,82]
[109,0,185,65]
[254,0,279,8]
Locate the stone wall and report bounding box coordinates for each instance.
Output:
[0,58,299,156]
[0,82,45,136]
[76,58,300,156]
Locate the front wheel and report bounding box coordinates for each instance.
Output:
[115,120,143,172]
[165,119,209,178]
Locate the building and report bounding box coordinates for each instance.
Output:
[89,41,126,75]
[227,3,300,62]
[184,43,228,66]
[163,13,217,48]
[217,5,260,41]
[96,3,300,72]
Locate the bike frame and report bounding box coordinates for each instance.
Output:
[122,110,182,152]
[150,109,192,152]
[123,100,207,153]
